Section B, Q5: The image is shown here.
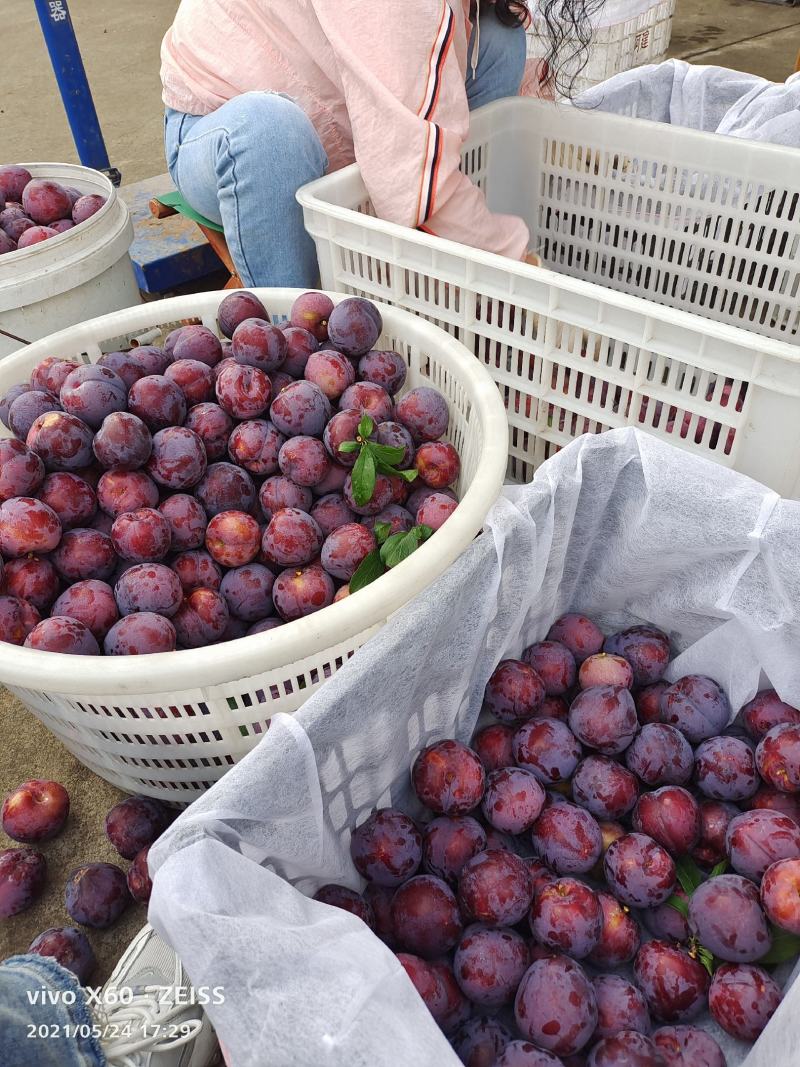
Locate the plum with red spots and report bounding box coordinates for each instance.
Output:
[104,612,176,655]
[127,375,186,432]
[327,297,381,356]
[531,801,602,875]
[742,688,800,739]
[454,926,529,1008]
[0,496,61,557]
[51,529,116,582]
[415,441,460,489]
[659,675,731,743]
[340,382,394,424]
[184,403,233,461]
[290,291,333,342]
[24,616,99,655]
[642,886,690,943]
[632,787,700,856]
[522,641,576,696]
[358,349,407,395]
[227,420,284,476]
[114,564,182,618]
[546,613,603,663]
[26,411,94,471]
[97,470,159,517]
[513,719,582,785]
[205,510,261,567]
[165,359,215,405]
[1,779,69,844]
[2,556,59,613]
[0,591,38,643]
[395,386,449,443]
[92,411,153,472]
[310,493,355,538]
[421,815,486,884]
[416,491,457,530]
[258,475,312,521]
[3,217,35,243]
[39,471,96,529]
[473,723,515,772]
[572,755,639,820]
[0,384,32,430]
[481,766,545,835]
[428,960,471,1035]
[126,846,152,904]
[569,685,637,755]
[304,348,355,400]
[215,362,271,420]
[71,194,106,225]
[232,318,286,372]
[171,325,223,368]
[588,1032,662,1067]
[9,390,61,440]
[64,862,131,927]
[312,884,373,927]
[412,739,485,815]
[651,1026,724,1067]
[530,878,602,959]
[172,550,222,594]
[692,800,738,868]
[343,471,395,517]
[28,927,96,984]
[53,580,119,640]
[725,808,800,881]
[219,564,275,622]
[592,975,650,1040]
[0,165,32,201]
[272,563,334,620]
[391,874,462,958]
[320,522,375,581]
[761,856,800,934]
[588,891,641,967]
[128,345,169,377]
[31,357,79,397]
[0,846,47,917]
[459,849,532,927]
[363,884,395,946]
[281,325,318,377]
[624,723,693,787]
[744,784,800,823]
[708,963,781,1041]
[452,1016,512,1067]
[694,735,758,801]
[0,437,45,499]
[579,653,634,690]
[59,365,126,429]
[633,942,709,1023]
[195,461,256,517]
[105,795,169,859]
[374,421,415,469]
[756,722,800,792]
[98,352,145,390]
[218,290,269,338]
[22,179,72,224]
[172,588,229,648]
[278,435,330,487]
[514,955,597,1056]
[270,380,331,437]
[603,625,670,686]
[688,874,770,963]
[262,508,323,567]
[484,660,546,724]
[604,833,675,907]
[350,807,422,886]
[111,508,171,563]
[158,494,206,552]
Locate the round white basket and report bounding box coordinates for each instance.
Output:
[0,289,508,803]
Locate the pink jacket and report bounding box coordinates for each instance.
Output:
[160,0,530,260]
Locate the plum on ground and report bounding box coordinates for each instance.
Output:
[571,755,639,820]
[530,878,602,959]
[624,723,693,787]
[28,927,96,984]
[2,779,69,843]
[708,963,781,1041]
[350,808,422,886]
[688,874,771,963]
[105,795,170,859]
[422,815,486,884]
[484,660,546,723]
[756,723,800,793]
[592,975,650,1040]
[514,955,597,1056]
[659,675,731,743]
[531,801,602,875]
[391,874,462,958]
[64,862,131,927]
[633,941,709,1023]
[569,685,638,755]
[0,847,47,917]
[604,833,676,907]
[458,849,532,927]
[454,926,529,1008]
[412,739,485,815]
[632,787,701,855]
[587,891,641,967]
[127,846,153,904]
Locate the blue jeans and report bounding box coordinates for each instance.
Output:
[164,13,526,288]
[0,955,105,1067]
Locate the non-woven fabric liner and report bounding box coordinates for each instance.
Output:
[148,428,800,1067]
[578,59,800,148]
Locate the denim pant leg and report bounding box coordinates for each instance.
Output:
[164,91,328,289]
[467,7,527,110]
[0,955,106,1067]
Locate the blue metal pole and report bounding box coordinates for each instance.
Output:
[32,0,120,184]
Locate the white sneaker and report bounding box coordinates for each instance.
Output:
[93,924,220,1067]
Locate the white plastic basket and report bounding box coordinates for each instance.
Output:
[298,96,800,496]
[0,290,508,804]
[525,0,675,98]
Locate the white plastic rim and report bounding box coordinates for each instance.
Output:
[0,289,508,695]
[0,163,132,313]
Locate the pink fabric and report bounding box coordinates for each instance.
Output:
[161,0,530,260]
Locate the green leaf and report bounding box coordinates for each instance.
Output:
[709,859,729,878]
[383,526,432,569]
[338,440,360,454]
[358,414,374,439]
[665,893,690,919]
[416,524,433,540]
[370,443,407,465]
[372,522,392,545]
[696,946,715,976]
[376,461,418,482]
[674,855,704,897]
[351,446,377,506]
[379,533,407,565]
[759,928,800,965]
[349,550,385,593]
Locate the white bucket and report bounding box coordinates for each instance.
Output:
[0,163,140,357]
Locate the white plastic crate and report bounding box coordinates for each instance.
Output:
[298,96,800,495]
[525,0,675,97]
[0,290,508,804]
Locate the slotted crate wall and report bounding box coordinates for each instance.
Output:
[299,97,800,494]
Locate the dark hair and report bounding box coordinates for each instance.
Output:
[488,0,607,98]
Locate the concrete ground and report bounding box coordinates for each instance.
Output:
[1,0,800,981]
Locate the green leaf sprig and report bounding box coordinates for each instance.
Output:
[349,521,434,594]
[340,415,418,507]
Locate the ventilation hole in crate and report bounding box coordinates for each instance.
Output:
[227,697,237,711]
